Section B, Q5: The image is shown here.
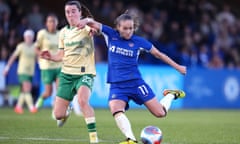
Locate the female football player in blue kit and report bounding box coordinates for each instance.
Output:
[78,12,187,144]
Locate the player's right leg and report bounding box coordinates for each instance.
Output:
[53,96,70,127]
[35,84,53,109]
[109,100,138,144]
[77,84,99,143]
[36,69,56,109]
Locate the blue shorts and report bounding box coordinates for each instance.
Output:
[108,79,155,110]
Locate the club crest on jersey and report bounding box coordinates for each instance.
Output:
[128,42,134,47]
[111,94,117,98]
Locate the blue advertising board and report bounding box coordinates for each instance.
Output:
[3,61,240,109]
[183,68,240,108]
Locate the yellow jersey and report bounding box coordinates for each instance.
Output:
[35,29,61,69]
[13,42,36,76]
[58,25,96,75]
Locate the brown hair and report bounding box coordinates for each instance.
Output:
[114,10,139,31]
[46,13,58,21]
[65,1,93,18]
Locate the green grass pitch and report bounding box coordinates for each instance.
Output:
[0,108,239,144]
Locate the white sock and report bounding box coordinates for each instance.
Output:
[160,93,175,111]
[115,113,136,141]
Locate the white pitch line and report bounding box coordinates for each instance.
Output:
[0,136,9,140]
[0,136,116,143]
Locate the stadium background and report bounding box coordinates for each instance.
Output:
[0,0,240,109]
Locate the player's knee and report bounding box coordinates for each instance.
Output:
[54,111,65,120]
[153,110,166,118]
[42,89,52,98]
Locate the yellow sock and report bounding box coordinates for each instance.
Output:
[24,93,34,109]
[16,93,25,108]
[85,117,98,143]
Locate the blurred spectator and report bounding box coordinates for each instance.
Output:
[7,28,19,53]
[27,3,44,32]
[208,44,224,68]
[0,43,8,60]
[100,0,112,18]
[8,0,25,28]
[0,26,5,44]
[0,0,10,15]
[1,11,11,36]
[215,28,233,52]
[198,44,210,68]
[208,53,224,69]
[16,16,28,37]
[0,0,240,69]
[216,4,236,26]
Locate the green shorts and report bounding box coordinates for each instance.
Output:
[57,72,94,101]
[41,68,61,84]
[18,74,32,84]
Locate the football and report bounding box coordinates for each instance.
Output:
[140,126,162,144]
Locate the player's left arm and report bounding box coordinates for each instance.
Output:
[150,46,187,75]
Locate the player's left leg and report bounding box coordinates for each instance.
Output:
[145,89,185,117]
[22,81,37,113]
[145,97,167,117]
[77,85,98,143]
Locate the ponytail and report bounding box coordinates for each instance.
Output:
[81,3,93,18]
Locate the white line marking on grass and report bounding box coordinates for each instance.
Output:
[0,136,116,143]
[0,136,9,140]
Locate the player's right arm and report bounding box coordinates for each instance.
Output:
[3,45,21,76]
[150,47,187,75]
[40,49,64,62]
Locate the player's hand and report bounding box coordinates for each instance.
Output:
[177,65,187,75]
[89,28,98,37]
[40,50,51,60]
[77,19,87,29]
[2,65,9,76]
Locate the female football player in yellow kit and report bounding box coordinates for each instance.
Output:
[40,1,99,143]
[3,29,37,114]
[35,14,61,110]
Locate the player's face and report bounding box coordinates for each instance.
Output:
[46,16,58,32]
[117,20,134,40]
[24,35,34,44]
[65,5,81,26]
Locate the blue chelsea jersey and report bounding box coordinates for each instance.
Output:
[101,25,153,83]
